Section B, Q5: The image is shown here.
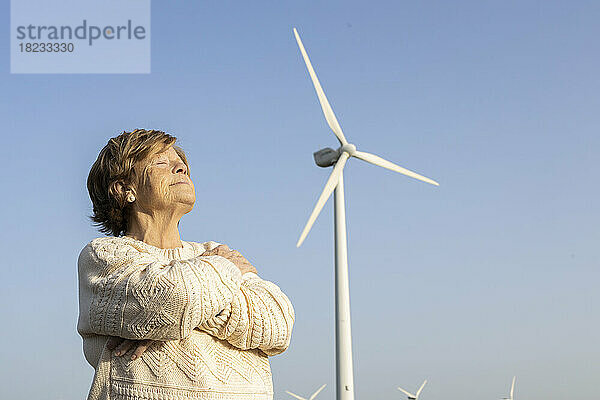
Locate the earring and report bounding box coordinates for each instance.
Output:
[127,193,136,203]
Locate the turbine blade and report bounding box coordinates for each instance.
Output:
[285,391,307,400]
[353,151,439,186]
[293,28,348,145]
[297,152,350,247]
[309,384,327,400]
[397,387,415,398]
[416,380,427,397]
[510,376,515,399]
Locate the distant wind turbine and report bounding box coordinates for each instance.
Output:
[501,376,516,400]
[286,384,327,400]
[397,380,428,400]
[293,27,439,400]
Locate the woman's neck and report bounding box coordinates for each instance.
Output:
[125,211,183,249]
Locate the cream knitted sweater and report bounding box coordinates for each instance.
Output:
[77,236,295,400]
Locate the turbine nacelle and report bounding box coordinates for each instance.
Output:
[313,147,338,167]
[313,144,357,168]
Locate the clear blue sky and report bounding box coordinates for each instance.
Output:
[1,1,598,399]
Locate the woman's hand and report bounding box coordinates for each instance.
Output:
[202,244,258,275]
[107,337,152,360]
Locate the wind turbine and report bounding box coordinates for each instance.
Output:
[397,380,428,400]
[501,376,516,400]
[293,27,439,400]
[286,384,327,400]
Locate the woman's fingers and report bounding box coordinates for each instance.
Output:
[112,339,152,360]
[130,340,152,360]
[202,245,258,274]
[214,245,230,255]
[114,339,134,356]
[201,244,229,256]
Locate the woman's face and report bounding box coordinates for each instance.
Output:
[131,145,195,215]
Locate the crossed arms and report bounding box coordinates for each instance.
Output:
[77,241,295,356]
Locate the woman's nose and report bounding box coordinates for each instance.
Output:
[174,162,187,175]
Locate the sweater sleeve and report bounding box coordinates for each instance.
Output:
[77,240,243,341]
[197,271,295,356]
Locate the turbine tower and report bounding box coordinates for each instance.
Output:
[286,384,327,400]
[501,376,516,400]
[293,27,439,400]
[397,380,428,400]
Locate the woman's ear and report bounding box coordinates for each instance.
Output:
[114,181,125,195]
[110,181,134,205]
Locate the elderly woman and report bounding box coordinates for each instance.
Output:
[77,129,295,400]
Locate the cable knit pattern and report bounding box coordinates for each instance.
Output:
[77,236,295,400]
